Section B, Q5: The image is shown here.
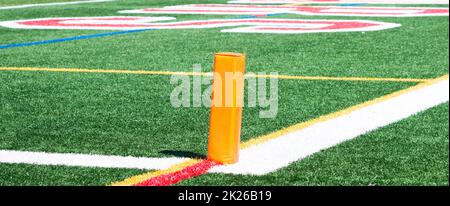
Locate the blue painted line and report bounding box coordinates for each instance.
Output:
[266,13,287,17]
[339,3,368,6]
[0,28,155,50]
[233,15,258,19]
[231,12,287,19]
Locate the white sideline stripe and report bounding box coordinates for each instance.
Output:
[0,150,189,170]
[0,0,114,10]
[210,77,449,175]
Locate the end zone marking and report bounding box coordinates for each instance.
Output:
[119,5,448,17]
[0,17,401,34]
[111,74,448,185]
[0,67,431,82]
[0,0,115,10]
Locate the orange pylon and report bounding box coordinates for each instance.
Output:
[207,52,246,164]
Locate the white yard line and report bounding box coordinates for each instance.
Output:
[210,76,449,175]
[0,0,114,10]
[0,150,189,170]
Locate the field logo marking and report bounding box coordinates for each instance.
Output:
[228,0,449,5]
[0,17,400,34]
[0,0,115,10]
[119,4,449,17]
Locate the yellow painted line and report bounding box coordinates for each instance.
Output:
[283,3,306,6]
[110,74,448,186]
[0,67,211,77]
[0,67,431,83]
[246,73,429,83]
[110,159,201,186]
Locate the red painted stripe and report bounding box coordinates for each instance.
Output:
[133,160,219,186]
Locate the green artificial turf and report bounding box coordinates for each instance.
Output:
[0,0,76,6]
[179,103,449,186]
[0,0,448,186]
